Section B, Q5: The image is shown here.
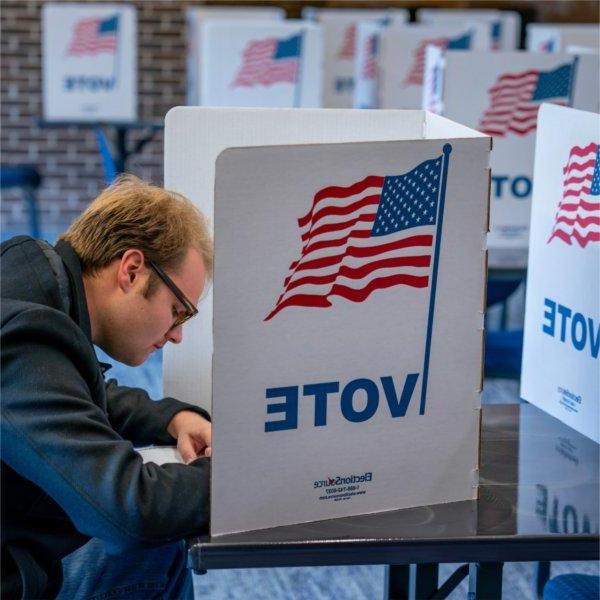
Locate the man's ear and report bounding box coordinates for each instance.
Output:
[116,249,146,293]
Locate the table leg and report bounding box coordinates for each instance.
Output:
[468,562,504,599]
[385,564,439,600]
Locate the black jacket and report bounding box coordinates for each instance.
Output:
[1,236,211,599]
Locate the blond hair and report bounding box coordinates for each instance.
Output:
[60,175,213,281]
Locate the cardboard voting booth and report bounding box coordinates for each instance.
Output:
[164,107,490,535]
[417,8,521,51]
[198,21,322,108]
[517,404,599,536]
[428,51,600,265]
[527,24,600,54]
[353,21,384,109]
[303,8,408,108]
[186,7,285,105]
[42,3,136,122]
[521,104,599,443]
[379,23,490,110]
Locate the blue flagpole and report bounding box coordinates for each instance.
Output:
[419,143,452,415]
[293,31,305,108]
[567,56,579,107]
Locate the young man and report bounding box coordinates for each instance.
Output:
[1,175,213,599]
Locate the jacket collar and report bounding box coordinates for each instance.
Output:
[53,240,93,346]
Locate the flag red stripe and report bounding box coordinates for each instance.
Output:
[301,213,376,242]
[548,228,600,248]
[302,228,371,256]
[563,186,591,199]
[290,234,433,271]
[554,214,600,228]
[564,142,598,161]
[299,175,384,227]
[300,194,381,232]
[556,199,600,213]
[562,159,596,175]
[265,274,429,321]
[563,173,593,187]
[283,255,432,292]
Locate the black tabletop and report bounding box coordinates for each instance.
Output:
[188,403,599,571]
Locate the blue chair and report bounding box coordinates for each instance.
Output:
[0,165,42,238]
[544,574,600,600]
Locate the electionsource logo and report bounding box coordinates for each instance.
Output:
[314,472,372,488]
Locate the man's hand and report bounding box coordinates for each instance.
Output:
[167,411,212,463]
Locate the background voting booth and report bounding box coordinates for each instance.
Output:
[527,23,600,53]
[42,3,136,122]
[521,104,599,444]
[301,7,408,109]
[378,23,490,110]
[416,8,521,51]
[185,6,285,106]
[426,50,600,267]
[352,21,383,110]
[164,107,490,535]
[197,21,322,108]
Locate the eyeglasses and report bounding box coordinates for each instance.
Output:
[148,260,198,329]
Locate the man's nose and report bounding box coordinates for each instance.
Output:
[166,325,183,344]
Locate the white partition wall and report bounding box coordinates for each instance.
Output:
[42,3,137,122]
[521,104,599,443]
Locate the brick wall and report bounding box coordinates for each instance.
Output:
[1,0,597,239]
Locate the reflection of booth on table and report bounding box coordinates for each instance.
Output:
[188,404,599,600]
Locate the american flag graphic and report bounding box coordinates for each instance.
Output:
[478,63,575,137]
[404,32,472,87]
[338,24,356,60]
[232,34,302,88]
[362,34,378,80]
[66,15,119,56]
[548,142,600,248]
[265,153,448,321]
[538,38,556,52]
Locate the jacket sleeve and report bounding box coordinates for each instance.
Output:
[104,379,210,447]
[1,307,210,551]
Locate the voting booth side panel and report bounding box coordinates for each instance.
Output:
[42,2,137,122]
[442,52,599,254]
[209,137,488,536]
[521,104,600,443]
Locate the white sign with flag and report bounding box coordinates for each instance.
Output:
[164,107,490,535]
[42,2,136,122]
[417,8,521,51]
[199,21,322,107]
[303,8,408,108]
[186,7,285,105]
[353,21,384,109]
[521,104,599,443]
[379,23,490,110]
[429,52,599,265]
[527,24,600,54]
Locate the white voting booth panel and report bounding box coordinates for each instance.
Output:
[527,24,600,53]
[431,51,599,265]
[353,21,384,109]
[303,7,408,108]
[199,21,322,108]
[164,108,490,535]
[186,7,285,106]
[521,105,599,443]
[417,8,521,51]
[42,3,136,122]
[379,23,490,110]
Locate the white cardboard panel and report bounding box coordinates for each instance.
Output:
[417,8,521,51]
[163,108,487,411]
[521,104,599,443]
[527,24,600,53]
[438,52,599,258]
[199,21,322,108]
[210,135,488,534]
[379,23,490,110]
[42,3,136,122]
[186,7,285,105]
[303,8,408,108]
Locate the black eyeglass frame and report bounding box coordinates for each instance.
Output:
[148,259,199,328]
